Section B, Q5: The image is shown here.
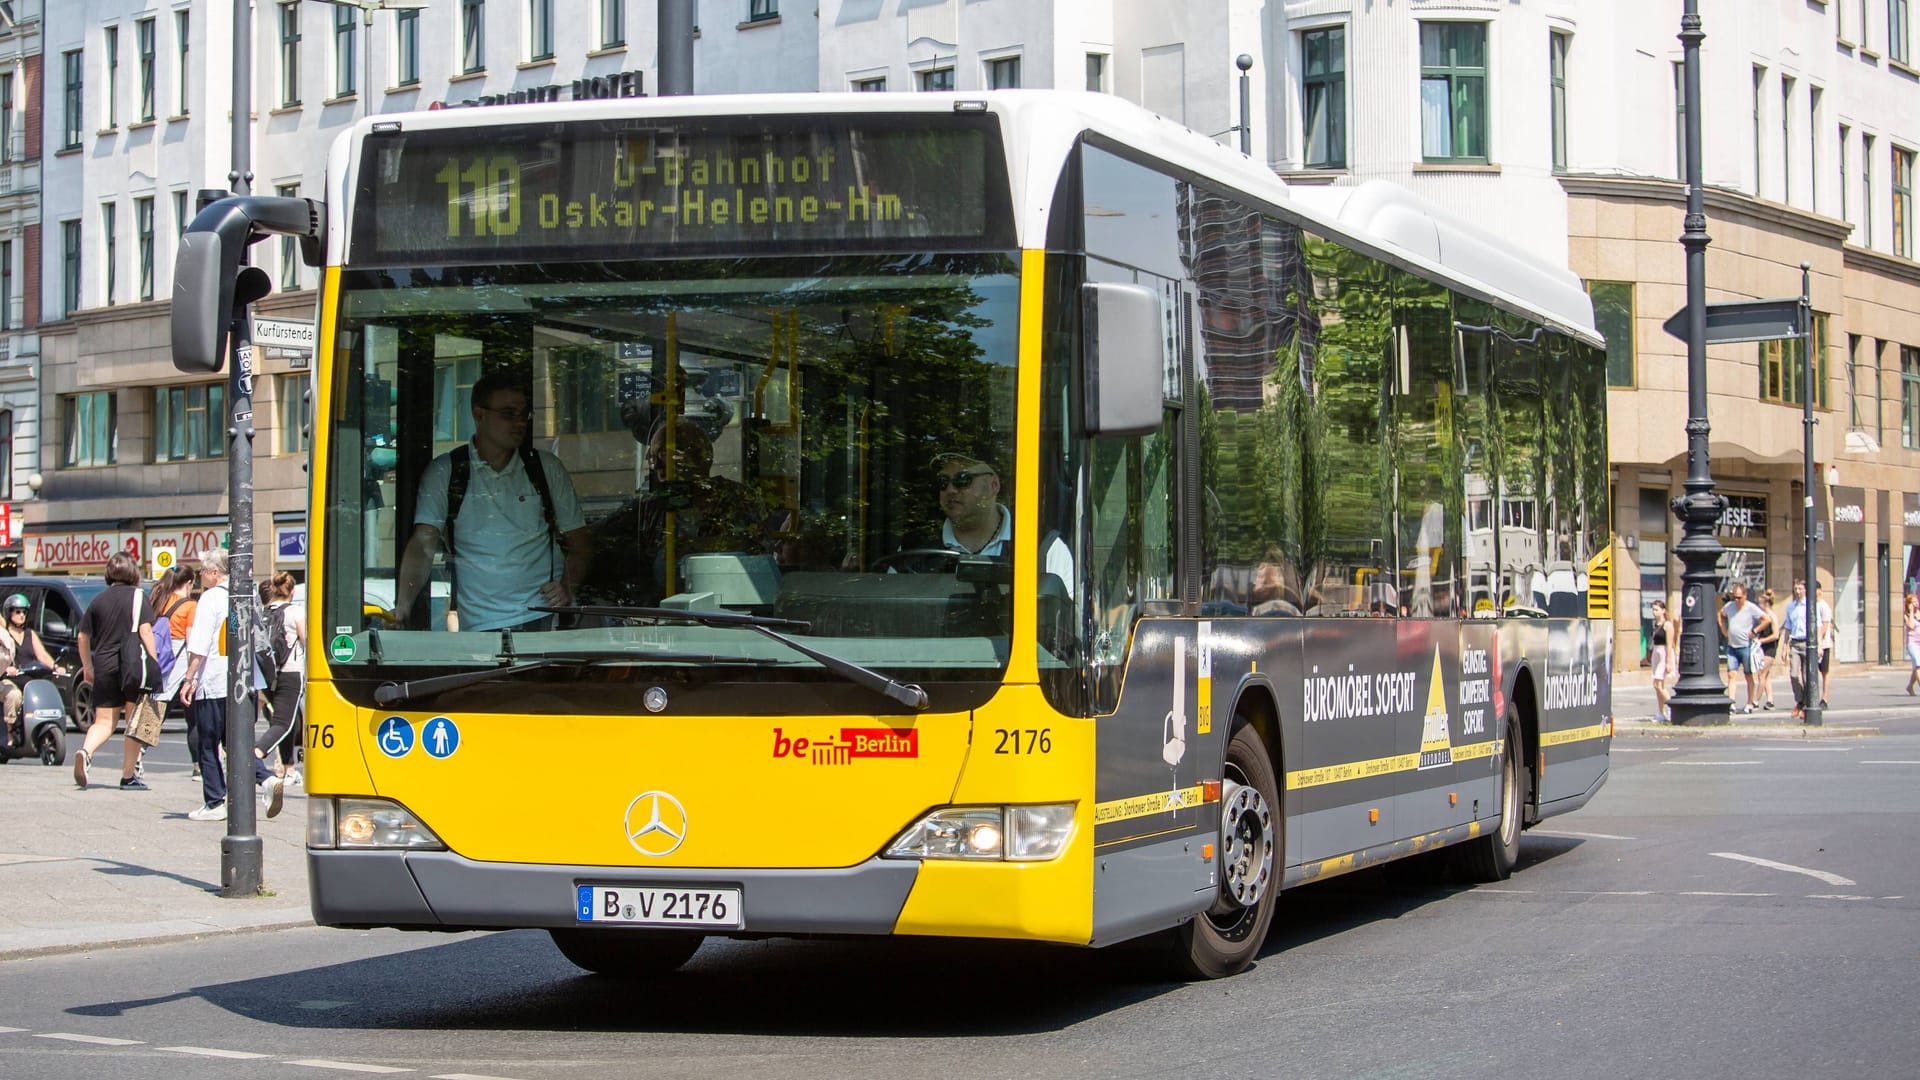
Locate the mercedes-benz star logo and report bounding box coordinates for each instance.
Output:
[624,791,689,857]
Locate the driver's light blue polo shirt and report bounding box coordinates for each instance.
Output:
[413,444,585,631]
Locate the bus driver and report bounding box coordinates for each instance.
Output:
[393,371,593,632]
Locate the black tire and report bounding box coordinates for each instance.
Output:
[548,928,704,977]
[37,725,66,767]
[69,681,92,732]
[1455,707,1527,882]
[1164,721,1281,980]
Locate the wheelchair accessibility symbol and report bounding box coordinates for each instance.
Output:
[377,716,414,758]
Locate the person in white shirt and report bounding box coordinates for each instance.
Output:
[178,549,276,821]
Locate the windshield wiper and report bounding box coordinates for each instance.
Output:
[538,605,930,712]
[371,650,786,707]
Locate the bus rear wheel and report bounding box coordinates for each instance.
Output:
[548,928,704,977]
[1454,706,1526,882]
[1164,721,1280,980]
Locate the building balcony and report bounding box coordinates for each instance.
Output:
[0,159,39,199]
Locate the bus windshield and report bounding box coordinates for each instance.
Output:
[323,253,1022,696]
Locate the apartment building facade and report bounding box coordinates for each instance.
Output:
[27,0,1920,670]
[0,0,41,562]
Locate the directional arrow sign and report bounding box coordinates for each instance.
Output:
[252,316,316,351]
[1662,297,1802,344]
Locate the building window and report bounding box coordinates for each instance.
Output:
[1865,134,1877,248]
[1758,314,1830,408]
[1589,281,1634,387]
[749,0,778,21]
[175,10,190,116]
[1,72,12,161]
[918,66,954,92]
[1893,0,1911,64]
[136,196,154,302]
[174,190,190,239]
[1841,124,1852,223]
[137,18,156,122]
[852,77,885,92]
[152,383,226,462]
[279,3,301,107]
[599,0,624,49]
[278,183,301,290]
[60,391,117,468]
[1895,147,1914,259]
[528,0,554,61]
[1780,75,1793,203]
[1549,31,1568,172]
[104,26,118,128]
[334,4,356,97]
[395,9,420,85]
[63,50,83,148]
[1848,333,1864,430]
[102,202,117,307]
[1751,65,1764,196]
[0,411,11,500]
[1302,27,1346,169]
[1904,345,1920,449]
[1673,61,1687,180]
[1419,22,1487,163]
[277,375,312,455]
[987,56,1021,89]
[0,240,11,331]
[1086,52,1107,92]
[61,220,81,317]
[1809,86,1821,210]
[1877,340,1888,445]
[462,0,486,74]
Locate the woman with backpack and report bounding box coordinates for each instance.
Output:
[148,565,196,701]
[251,572,306,798]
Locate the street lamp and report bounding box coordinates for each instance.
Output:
[306,0,428,120]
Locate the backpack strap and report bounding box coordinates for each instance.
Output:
[518,444,563,547]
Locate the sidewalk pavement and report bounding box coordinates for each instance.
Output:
[2,667,1913,962]
[0,743,311,961]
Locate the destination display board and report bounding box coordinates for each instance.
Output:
[353,115,1012,263]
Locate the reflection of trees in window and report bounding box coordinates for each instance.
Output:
[1302,235,1392,612]
[1392,269,1459,617]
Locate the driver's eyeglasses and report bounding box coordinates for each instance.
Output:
[935,471,987,492]
[480,405,534,422]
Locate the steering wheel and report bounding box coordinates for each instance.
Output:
[870,548,961,574]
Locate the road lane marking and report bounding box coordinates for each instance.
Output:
[1754,746,1853,752]
[1807,894,1876,901]
[0,1027,26,1033]
[1612,747,1678,753]
[434,1074,536,1080]
[1861,760,1920,765]
[1680,891,1776,897]
[1661,761,1760,766]
[160,1046,273,1059]
[287,1062,414,1074]
[1529,829,1638,840]
[1478,889,1656,896]
[1710,851,1856,887]
[35,1033,144,1046]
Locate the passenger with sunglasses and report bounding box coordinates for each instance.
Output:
[395,370,591,632]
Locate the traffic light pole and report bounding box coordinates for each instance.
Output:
[220,0,264,898]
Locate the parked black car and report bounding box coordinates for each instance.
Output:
[0,575,111,730]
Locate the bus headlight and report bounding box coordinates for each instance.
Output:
[884,804,1075,862]
[307,797,446,851]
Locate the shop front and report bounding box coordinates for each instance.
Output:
[1832,486,1866,664]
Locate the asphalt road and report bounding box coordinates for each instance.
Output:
[3,716,1917,1079]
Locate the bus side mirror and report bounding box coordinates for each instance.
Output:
[1082,282,1164,437]
[170,195,325,373]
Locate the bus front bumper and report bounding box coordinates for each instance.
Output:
[308,849,921,935]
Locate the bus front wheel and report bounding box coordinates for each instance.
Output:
[548,928,704,977]
[1164,720,1280,980]
[1454,706,1527,882]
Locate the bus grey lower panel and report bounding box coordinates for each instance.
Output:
[1090,835,1212,947]
[310,850,920,934]
[1536,767,1608,820]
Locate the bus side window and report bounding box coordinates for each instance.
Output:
[1087,412,1177,714]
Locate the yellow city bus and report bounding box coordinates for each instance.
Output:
[182,91,1610,979]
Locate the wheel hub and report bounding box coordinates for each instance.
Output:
[1216,777,1274,911]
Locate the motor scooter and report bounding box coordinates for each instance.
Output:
[0,661,69,767]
